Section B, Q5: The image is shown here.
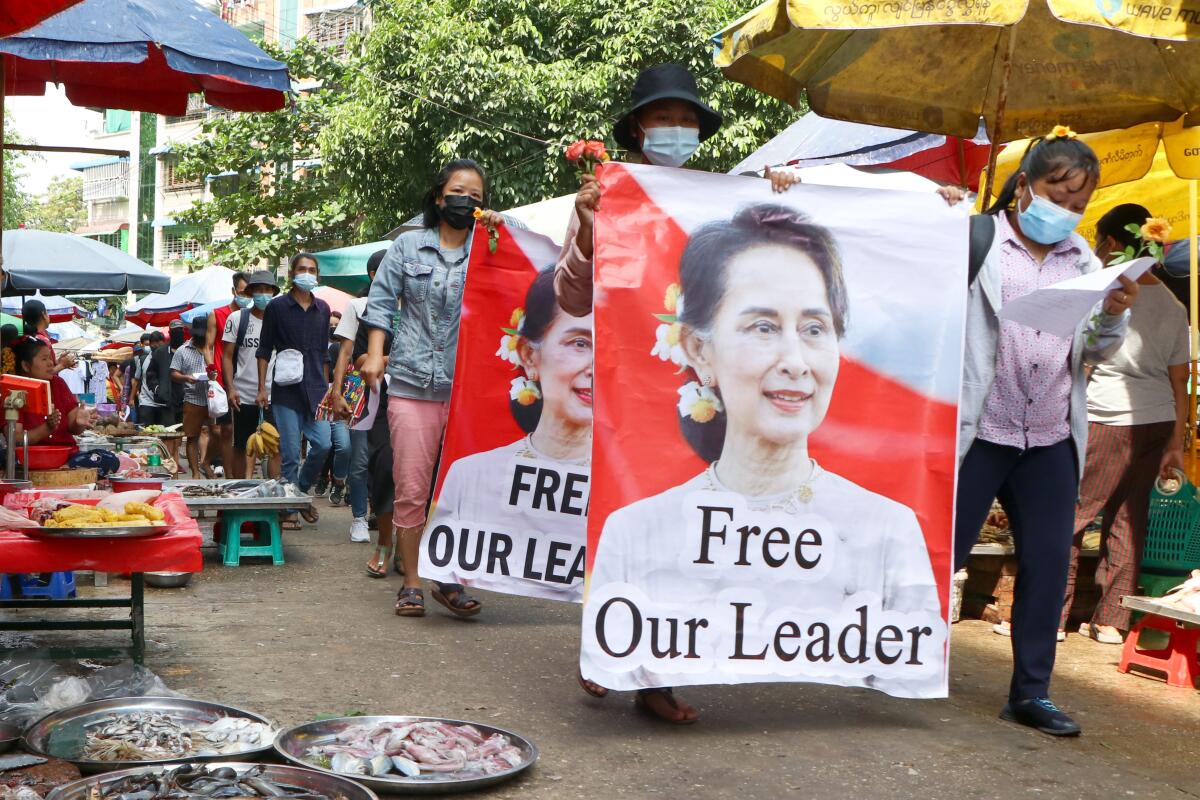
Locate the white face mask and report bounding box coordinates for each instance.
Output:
[640,126,700,168]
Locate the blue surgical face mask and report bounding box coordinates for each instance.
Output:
[234,295,253,309]
[640,126,700,168]
[1017,187,1083,245]
[252,293,272,310]
[292,273,318,292]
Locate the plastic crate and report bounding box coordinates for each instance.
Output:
[1144,478,1200,573]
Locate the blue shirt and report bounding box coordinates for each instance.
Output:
[364,227,471,401]
[256,291,331,415]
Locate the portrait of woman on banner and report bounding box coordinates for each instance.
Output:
[422,269,593,601]
[585,203,943,695]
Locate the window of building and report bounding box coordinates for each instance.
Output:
[163,159,202,192]
[103,109,131,134]
[92,232,123,249]
[92,199,128,223]
[165,95,207,125]
[307,5,365,60]
[81,161,129,202]
[162,231,203,263]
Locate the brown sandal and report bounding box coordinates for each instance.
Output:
[431,583,482,617]
[577,669,609,699]
[635,688,698,725]
[300,506,319,524]
[395,587,425,617]
[366,546,389,579]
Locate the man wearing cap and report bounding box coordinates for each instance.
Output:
[171,316,217,479]
[555,62,796,318]
[554,62,796,724]
[222,270,281,479]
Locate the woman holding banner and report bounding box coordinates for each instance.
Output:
[583,204,944,717]
[952,130,1139,738]
[361,159,498,619]
[421,269,592,600]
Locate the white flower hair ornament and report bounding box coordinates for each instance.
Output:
[650,283,688,369]
[495,306,526,367]
[678,381,722,423]
[510,376,541,406]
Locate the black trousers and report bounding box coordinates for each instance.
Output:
[955,438,1078,702]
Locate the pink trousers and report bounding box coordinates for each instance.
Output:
[386,395,449,529]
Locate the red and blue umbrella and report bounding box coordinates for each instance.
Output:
[0,0,290,114]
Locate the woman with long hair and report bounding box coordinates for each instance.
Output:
[360,159,502,619]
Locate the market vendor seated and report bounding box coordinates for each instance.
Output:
[11,335,93,451]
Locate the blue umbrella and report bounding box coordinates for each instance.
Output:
[180,299,227,325]
[2,229,170,295]
[0,0,290,114]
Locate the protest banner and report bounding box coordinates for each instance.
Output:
[418,224,591,602]
[581,163,965,698]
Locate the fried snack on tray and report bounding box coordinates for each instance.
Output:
[40,500,164,528]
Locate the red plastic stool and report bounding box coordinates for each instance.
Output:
[1117,613,1200,688]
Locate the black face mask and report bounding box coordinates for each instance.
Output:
[440,194,483,230]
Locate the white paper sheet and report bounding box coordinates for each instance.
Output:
[997,257,1154,339]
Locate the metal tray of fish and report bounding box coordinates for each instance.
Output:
[274,716,538,795]
[21,525,171,540]
[23,697,278,773]
[45,762,378,800]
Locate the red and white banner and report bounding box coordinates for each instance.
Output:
[419,224,591,602]
[580,163,965,698]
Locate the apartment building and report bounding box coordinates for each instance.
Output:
[70,0,367,277]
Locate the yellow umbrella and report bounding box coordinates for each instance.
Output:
[714,0,1200,196]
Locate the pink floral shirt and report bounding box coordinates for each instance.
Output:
[977,213,1081,450]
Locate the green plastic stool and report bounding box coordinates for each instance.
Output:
[218,510,284,566]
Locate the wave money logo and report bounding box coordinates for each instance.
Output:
[1095,0,1122,18]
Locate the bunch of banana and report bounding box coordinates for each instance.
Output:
[246,421,280,459]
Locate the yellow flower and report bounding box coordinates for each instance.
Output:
[510,307,525,329]
[473,208,484,220]
[1140,217,1172,243]
[516,387,539,406]
[1049,125,1076,140]
[665,322,682,347]
[690,399,718,424]
[664,283,681,314]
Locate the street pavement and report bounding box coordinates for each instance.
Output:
[9,498,1200,800]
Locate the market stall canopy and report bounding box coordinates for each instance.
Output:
[47,320,89,341]
[732,112,991,191]
[312,241,389,296]
[0,0,290,114]
[1,291,83,322]
[125,265,234,326]
[713,0,1200,140]
[1,229,170,295]
[0,0,83,36]
[986,119,1200,241]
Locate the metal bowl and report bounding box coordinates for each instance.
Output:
[45,762,378,800]
[274,716,538,795]
[0,721,21,754]
[23,697,277,773]
[144,572,192,588]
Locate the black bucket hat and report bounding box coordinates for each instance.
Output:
[613,64,723,153]
[247,269,280,294]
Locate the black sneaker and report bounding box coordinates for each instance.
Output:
[1000,698,1081,737]
[329,482,345,506]
[314,478,329,497]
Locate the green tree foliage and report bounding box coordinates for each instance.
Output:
[323,0,800,237]
[173,39,357,268]
[3,112,33,231]
[24,175,86,233]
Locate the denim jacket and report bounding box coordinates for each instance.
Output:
[364,227,472,396]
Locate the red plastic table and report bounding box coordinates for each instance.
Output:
[0,493,202,663]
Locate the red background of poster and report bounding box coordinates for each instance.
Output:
[589,164,956,616]
[430,226,557,499]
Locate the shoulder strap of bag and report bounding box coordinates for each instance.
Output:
[230,310,253,378]
[968,213,996,286]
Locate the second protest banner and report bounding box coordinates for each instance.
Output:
[581,163,965,698]
[419,224,591,602]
